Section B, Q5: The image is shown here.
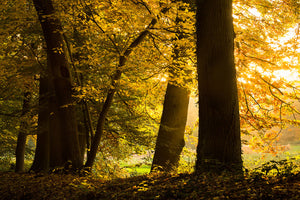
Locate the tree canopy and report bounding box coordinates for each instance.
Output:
[0,0,299,176]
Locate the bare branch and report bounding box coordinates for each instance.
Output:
[129,0,152,14]
[242,52,278,67]
[116,91,134,116]
[259,75,284,95]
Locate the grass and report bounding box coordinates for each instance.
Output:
[122,164,151,176]
[290,145,300,153]
[242,145,300,169]
[1,145,299,177]
[119,145,300,176]
[0,145,299,199]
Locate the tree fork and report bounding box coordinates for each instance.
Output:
[85,6,170,169]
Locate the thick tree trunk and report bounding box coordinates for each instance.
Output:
[151,84,189,172]
[48,83,64,168]
[32,0,82,169]
[195,0,242,173]
[15,91,31,173]
[151,1,191,173]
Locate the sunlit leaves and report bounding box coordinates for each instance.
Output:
[233,0,300,153]
[31,0,195,167]
[2,167,300,199]
[0,0,41,157]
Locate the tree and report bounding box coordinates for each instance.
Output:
[195,0,242,173]
[30,76,50,172]
[31,0,83,170]
[233,0,300,154]
[151,0,194,172]
[84,2,171,169]
[15,91,32,173]
[0,0,40,161]
[151,84,189,172]
[1,0,298,175]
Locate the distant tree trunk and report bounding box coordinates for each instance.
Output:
[67,30,90,163]
[32,0,83,170]
[195,0,242,173]
[151,84,189,172]
[15,91,31,173]
[30,76,50,172]
[151,1,192,173]
[76,101,88,163]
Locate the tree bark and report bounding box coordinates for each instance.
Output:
[15,91,31,173]
[151,84,189,172]
[195,0,242,173]
[32,0,83,170]
[151,1,192,173]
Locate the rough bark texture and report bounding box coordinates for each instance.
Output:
[195,0,242,173]
[32,0,82,170]
[15,92,31,173]
[151,84,189,172]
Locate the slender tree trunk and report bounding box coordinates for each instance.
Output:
[84,5,171,170]
[30,76,50,172]
[151,84,189,172]
[15,91,31,173]
[84,69,122,168]
[32,0,82,169]
[195,0,242,173]
[76,100,88,163]
[83,99,94,156]
[64,31,88,163]
[85,16,161,169]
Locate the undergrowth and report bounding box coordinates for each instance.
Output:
[0,157,300,200]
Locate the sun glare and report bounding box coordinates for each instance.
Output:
[241,62,299,83]
[273,69,299,82]
[248,8,261,18]
[160,77,167,82]
[269,26,300,51]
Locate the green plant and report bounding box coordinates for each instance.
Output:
[0,156,13,171]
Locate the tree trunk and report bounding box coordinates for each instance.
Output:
[151,84,189,172]
[151,1,192,173]
[195,0,242,173]
[15,91,31,173]
[85,16,160,169]
[48,82,64,168]
[84,69,122,169]
[32,0,83,170]
[30,76,50,172]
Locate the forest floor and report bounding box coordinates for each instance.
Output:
[1,168,300,200]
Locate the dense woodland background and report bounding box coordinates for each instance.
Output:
[0,0,300,199]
